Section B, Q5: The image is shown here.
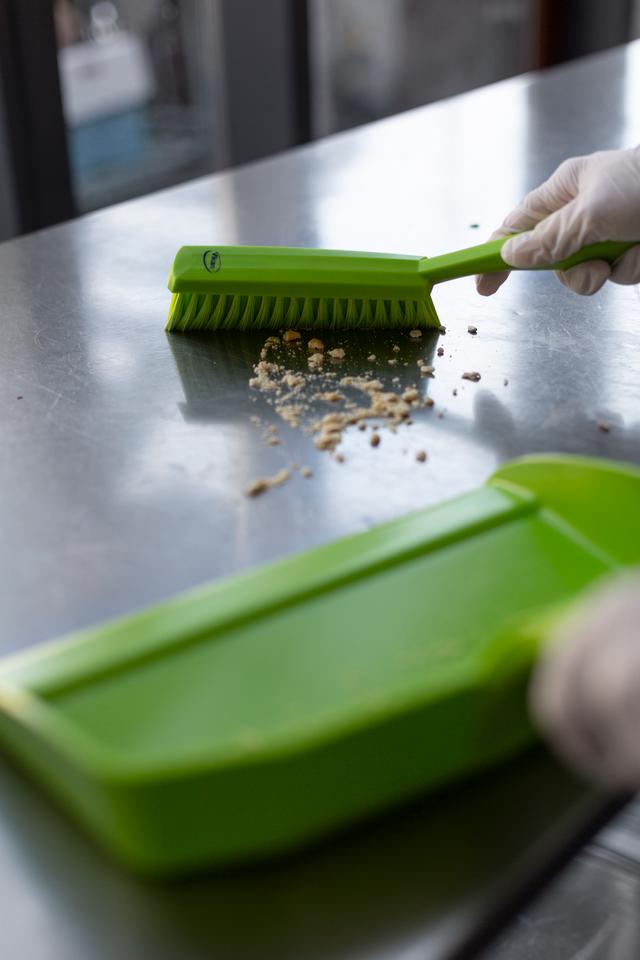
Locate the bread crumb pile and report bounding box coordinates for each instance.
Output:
[241,323,520,496]
[244,330,440,494]
[236,317,615,497]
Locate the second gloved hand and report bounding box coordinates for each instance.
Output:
[477,146,640,297]
[530,573,640,789]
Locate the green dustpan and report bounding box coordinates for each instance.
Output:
[0,454,639,876]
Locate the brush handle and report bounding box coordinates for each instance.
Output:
[418,235,636,284]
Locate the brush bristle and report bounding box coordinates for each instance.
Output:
[166,292,440,332]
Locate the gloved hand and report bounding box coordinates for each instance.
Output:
[530,573,640,789]
[476,146,640,297]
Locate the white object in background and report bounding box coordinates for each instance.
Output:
[89,2,121,39]
[58,31,155,127]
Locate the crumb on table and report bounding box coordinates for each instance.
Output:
[245,478,270,497]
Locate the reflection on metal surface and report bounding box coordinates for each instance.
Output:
[481,846,640,960]
[311,84,528,254]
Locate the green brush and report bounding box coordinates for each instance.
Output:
[166,237,635,333]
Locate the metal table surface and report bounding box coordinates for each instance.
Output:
[1,42,639,960]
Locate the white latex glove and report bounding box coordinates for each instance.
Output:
[530,573,640,789]
[476,146,640,297]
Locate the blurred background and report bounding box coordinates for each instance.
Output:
[0,0,638,242]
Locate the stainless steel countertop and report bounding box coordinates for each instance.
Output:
[1,41,640,960]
